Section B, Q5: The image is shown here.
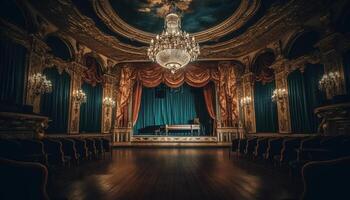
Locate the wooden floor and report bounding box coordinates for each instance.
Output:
[48,148,302,200]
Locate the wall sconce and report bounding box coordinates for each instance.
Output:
[73,89,87,105]
[103,97,115,115]
[72,89,87,113]
[318,71,340,93]
[240,96,252,107]
[28,73,52,99]
[271,88,287,103]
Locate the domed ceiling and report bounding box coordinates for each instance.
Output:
[109,0,241,34]
[74,0,262,45]
[27,0,325,61]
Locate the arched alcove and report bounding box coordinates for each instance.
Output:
[45,35,73,61]
[285,30,320,60]
[252,50,278,133]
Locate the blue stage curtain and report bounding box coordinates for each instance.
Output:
[254,81,279,133]
[0,39,27,105]
[288,70,312,133]
[40,68,70,133]
[79,82,102,133]
[304,64,326,132]
[134,84,212,136]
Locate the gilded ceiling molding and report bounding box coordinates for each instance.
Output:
[201,0,328,58]
[0,19,30,49]
[93,0,260,43]
[26,0,332,62]
[28,0,147,59]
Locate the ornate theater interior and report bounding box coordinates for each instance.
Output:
[0,0,350,199]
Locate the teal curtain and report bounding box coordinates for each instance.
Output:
[288,70,312,133]
[40,68,70,133]
[344,51,350,93]
[288,65,326,133]
[304,64,326,132]
[254,81,278,133]
[79,82,102,133]
[134,84,212,136]
[0,39,27,105]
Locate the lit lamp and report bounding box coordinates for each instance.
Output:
[240,96,252,107]
[103,97,115,115]
[318,71,340,93]
[271,88,287,103]
[28,73,52,96]
[72,89,86,113]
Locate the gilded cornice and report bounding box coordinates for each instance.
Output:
[0,19,30,49]
[26,0,330,63]
[201,0,326,58]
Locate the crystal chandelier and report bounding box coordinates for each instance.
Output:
[103,97,116,108]
[73,89,87,105]
[147,12,200,74]
[271,88,287,102]
[28,73,52,96]
[319,71,340,92]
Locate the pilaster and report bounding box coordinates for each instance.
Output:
[25,35,50,113]
[67,63,83,134]
[242,73,256,133]
[273,58,292,133]
[101,75,116,134]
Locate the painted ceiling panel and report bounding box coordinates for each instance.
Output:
[109,0,241,33]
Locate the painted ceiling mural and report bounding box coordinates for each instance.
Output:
[109,0,241,33]
[28,0,325,60]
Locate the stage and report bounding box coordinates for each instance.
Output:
[113,136,230,147]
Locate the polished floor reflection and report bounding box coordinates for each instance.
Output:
[48,148,302,200]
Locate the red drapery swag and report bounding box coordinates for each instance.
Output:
[132,81,143,125]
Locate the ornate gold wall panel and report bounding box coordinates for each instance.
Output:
[242,73,256,133]
[274,65,291,134]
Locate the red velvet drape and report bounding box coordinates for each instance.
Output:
[136,64,219,88]
[132,82,143,125]
[203,83,216,119]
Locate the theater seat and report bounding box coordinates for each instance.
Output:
[254,137,269,159]
[245,137,258,156]
[42,138,68,166]
[0,158,49,200]
[301,156,350,200]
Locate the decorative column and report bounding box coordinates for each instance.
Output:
[101,75,115,134]
[25,35,49,113]
[272,58,292,133]
[242,72,256,133]
[317,33,347,99]
[67,63,84,134]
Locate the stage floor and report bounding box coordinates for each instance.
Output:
[48,148,302,200]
